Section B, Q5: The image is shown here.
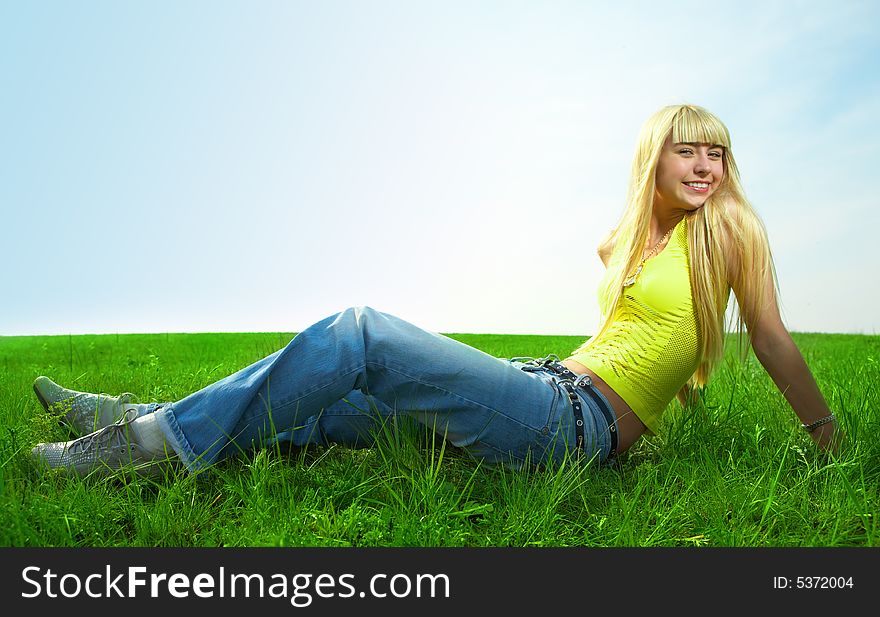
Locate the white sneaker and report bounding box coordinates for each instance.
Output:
[31,409,175,478]
[33,376,146,435]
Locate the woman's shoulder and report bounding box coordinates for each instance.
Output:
[717,198,770,248]
[597,229,618,267]
[710,197,773,288]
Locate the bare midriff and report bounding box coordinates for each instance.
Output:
[562,358,646,454]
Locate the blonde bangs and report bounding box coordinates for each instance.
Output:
[670,106,731,150]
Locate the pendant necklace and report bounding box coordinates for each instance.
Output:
[623,225,675,288]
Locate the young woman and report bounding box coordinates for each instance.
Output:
[30,104,839,478]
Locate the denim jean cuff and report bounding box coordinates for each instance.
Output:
[153,403,204,474]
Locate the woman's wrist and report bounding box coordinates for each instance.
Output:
[808,416,841,453]
[801,413,836,433]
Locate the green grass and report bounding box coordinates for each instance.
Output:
[1,331,878,547]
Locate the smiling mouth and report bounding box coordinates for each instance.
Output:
[683,181,710,193]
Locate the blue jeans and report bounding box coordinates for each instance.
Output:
[153,307,617,473]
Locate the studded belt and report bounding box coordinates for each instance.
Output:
[521,356,618,460]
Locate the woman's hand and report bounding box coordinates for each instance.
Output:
[809,419,844,454]
[735,267,840,454]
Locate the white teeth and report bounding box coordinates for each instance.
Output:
[685,182,709,188]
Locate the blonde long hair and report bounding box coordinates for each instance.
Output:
[573,104,777,388]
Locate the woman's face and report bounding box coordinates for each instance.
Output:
[654,136,725,212]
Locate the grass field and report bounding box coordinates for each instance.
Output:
[1,330,877,547]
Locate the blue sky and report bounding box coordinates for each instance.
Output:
[2,0,878,337]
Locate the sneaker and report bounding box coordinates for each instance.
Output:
[31,409,174,478]
[33,376,144,436]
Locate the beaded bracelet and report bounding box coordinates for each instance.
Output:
[801,413,836,433]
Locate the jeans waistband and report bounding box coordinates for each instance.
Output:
[512,355,618,460]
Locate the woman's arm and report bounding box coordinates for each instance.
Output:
[739,273,840,452]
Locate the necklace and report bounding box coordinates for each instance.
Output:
[622,225,675,287]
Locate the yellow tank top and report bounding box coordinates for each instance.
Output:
[566,217,700,434]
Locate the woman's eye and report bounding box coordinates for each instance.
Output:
[709,151,723,158]
[679,149,693,155]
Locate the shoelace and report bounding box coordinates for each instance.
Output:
[73,391,137,412]
[66,407,140,456]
